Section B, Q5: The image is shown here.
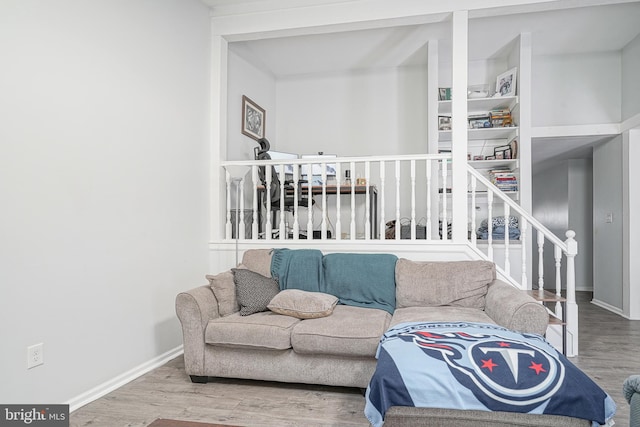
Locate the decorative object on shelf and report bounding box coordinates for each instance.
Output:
[468,113,491,129]
[484,155,495,160]
[438,87,452,101]
[241,95,265,141]
[467,84,490,99]
[495,67,517,97]
[473,155,484,161]
[490,108,513,127]
[494,144,514,159]
[510,139,519,159]
[438,115,451,130]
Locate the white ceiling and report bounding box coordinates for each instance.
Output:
[227,1,640,77]
[205,0,640,170]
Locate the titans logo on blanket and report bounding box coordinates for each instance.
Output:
[364,322,616,427]
[399,329,564,411]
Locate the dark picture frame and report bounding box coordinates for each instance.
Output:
[241,95,265,141]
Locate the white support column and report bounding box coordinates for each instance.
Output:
[365,161,371,240]
[451,10,468,242]
[564,230,579,356]
[427,40,440,241]
[279,164,286,238]
[211,35,228,242]
[426,160,432,240]
[395,160,401,240]
[225,171,232,239]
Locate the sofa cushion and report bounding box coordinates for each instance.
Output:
[206,270,240,317]
[395,259,495,309]
[268,289,338,319]
[291,305,391,357]
[205,311,300,350]
[241,249,273,278]
[389,306,497,328]
[232,268,280,316]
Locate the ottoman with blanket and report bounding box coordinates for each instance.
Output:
[176,249,613,426]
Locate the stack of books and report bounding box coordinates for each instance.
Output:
[490,108,513,127]
[489,168,518,192]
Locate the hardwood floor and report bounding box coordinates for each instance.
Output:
[70,292,640,427]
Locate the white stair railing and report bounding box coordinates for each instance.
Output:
[467,166,578,356]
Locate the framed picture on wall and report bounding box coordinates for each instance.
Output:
[495,67,517,97]
[241,95,265,140]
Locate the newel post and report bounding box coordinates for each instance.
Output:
[564,230,578,356]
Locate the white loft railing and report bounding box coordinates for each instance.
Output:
[222,154,452,243]
[221,155,578,356]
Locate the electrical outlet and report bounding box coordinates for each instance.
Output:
[27,343,44,369]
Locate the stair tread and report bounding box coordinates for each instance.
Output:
[523,289,567,302]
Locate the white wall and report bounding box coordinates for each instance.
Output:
[593,136,624,310]
[568,158,593,292]
[275,66,428,157]
[531,52,621,126]
[622,33,640,121]
[0,0,210,405]
[227,49,277,159]
[533,161,569,289]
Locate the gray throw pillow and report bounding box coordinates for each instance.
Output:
[232,268,280,316]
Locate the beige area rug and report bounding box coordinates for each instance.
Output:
[148,419,241,427]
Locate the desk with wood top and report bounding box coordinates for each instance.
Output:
[257,184,378,239]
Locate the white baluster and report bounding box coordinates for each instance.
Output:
[335,162,341,240]
[225,170,232,239]
[487,191,493,260]
[321,162,327,239]
[306,162,313,238]
[440,160,447,241]
[365,161,371,240]
[252,165,258,241]
[239,176,246,240]
[537,230,545,290]
[426,159,432,240]
[470,174,477,246]
[265,166,272,240]
[379,161,386,241]
[279,164,286,239]
[504,205,511,276]
[554,244,563,317]
[292,164,299,239]
[410,160,416,240]
[350,161,356,240]
[520,218,528,288]
[395,160,401,240]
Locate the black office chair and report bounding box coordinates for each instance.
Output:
[255,138,313,237]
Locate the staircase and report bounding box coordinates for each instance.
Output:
[220,153,579,356]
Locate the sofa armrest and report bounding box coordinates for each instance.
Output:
[485,280,548,336]
[175,285,220,376]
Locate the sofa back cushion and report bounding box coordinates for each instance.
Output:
[395,259,495,309]
[241,249,273,278]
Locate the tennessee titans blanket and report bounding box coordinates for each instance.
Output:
[364,322,616,427]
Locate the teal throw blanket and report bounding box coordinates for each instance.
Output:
[323,253,397,314]
[270,248,325,292]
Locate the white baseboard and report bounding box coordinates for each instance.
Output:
[66,345,184,413]
[590,298,628,318]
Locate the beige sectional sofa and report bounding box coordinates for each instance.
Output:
[175,249,591,426]
[176,249,548,387]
